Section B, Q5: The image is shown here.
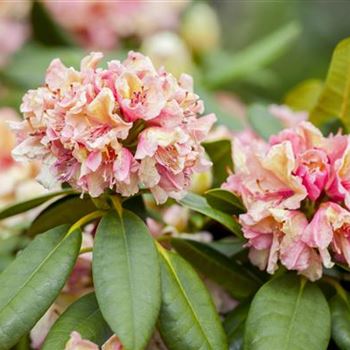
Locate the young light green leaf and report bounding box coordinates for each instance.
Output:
[284,79,323,112]
[310,37,350,130]
[205,188,245,215]
[171,238,259,300]
[205,22,301,88]
[330,293,350,350]
[158,248,228,350]
[27,195,96,236]
[224,302,250,350]
[179,192,242,238]
[93,210,160,350]
[42,293,112,349]
[203,140,233,188]
[244,274,331,350]
[0,225,81,349]
[0,189,75,220]
[247,104,284,140]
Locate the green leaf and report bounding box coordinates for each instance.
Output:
[27,195,96,236]
[208,238,245,257]
[244,274,331,350]
[284,79,323,112]
[224,302,250,350]
[171,238,258,300]
[205,188,245,215]
[179,192,242,238]
[0,189,75,220]
[203,140,233,188]
[204,22,301,88]
[330,293,350,350]
[42,293,112,349]
[31,1,75,46]
[0,225,81,349]
[247,104,284,140]
[310,37,350,130]
[158,248,228,350]
[93,210,160,350]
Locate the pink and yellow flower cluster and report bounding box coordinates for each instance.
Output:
[12,52,215,203]
[223,121,350,280]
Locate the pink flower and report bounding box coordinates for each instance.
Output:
[44,1,188,50]
[64,332,99,350]
[12,52,215,203]
[241,209,323,281]
[305,202,350,266]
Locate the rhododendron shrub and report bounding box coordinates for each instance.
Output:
[3,37,350,350]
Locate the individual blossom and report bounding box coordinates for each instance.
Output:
[268,104,308,128]
[44,1,189,50]
[12,52,215,204]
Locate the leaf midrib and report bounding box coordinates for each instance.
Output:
[0,231,70,315]
[283,280,305,350]
[161,251,214,350]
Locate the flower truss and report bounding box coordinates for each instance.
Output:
[223,120,350,280]
[12,51,215,204]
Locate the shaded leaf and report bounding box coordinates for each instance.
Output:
[244,274,331,350]
[0,225,81,349]
[171,238,259,300]
[158,248,227,350]
[42,293,112,349]
[27,195,96,236]
[93,210,160,350]
[203,140,233,188]
[224,302,250,350]
[0,189,75,220]
[179,192,242,238]
[330,292,350,350]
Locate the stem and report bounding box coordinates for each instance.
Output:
[110,195,123,216]
[67,210,105,235]
[322,275,348,301]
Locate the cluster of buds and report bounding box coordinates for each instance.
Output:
[223,120,350,280]
[12,52,215,204]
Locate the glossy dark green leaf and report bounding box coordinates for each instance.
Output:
[244,274,331,350]
[0,225,81,349]
[93,210,160,350]
[179,193,242,238]
[158,248,228,350]
[42,293,112,349]
[0,189,75,220]
[205,22,301,88]
[224,302,250,350]
[209,238,245,257]
[31,1,75,46]
[330,292,350,350]
[203,140,233,187]
[27,196,96,236]
[247,104,284,140]
[205,189,245,215]
[172,239,258,300]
